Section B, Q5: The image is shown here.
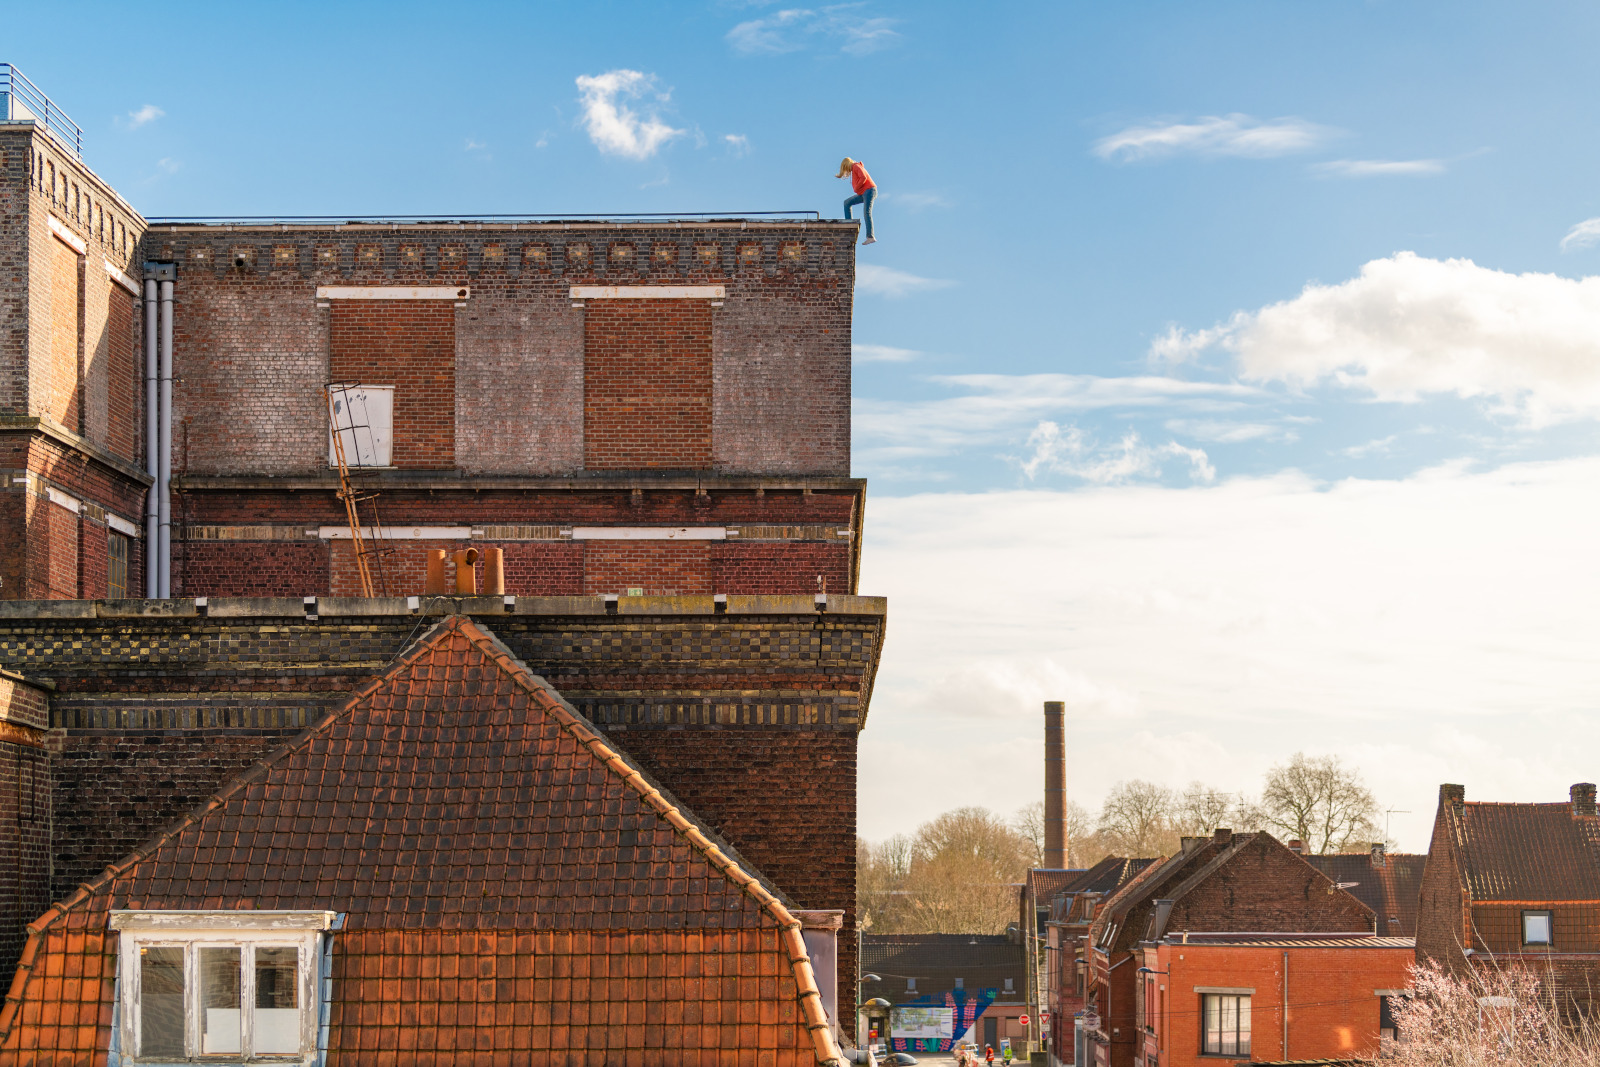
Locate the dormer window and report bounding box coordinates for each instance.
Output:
[1523,910,1553,946]
[111,910,336,1063]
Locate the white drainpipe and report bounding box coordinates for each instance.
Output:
[142,275,158,596]
[157,276,173,597]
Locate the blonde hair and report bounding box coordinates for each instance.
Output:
[836,157,856,178]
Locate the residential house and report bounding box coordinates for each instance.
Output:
[0,617,846,1065]
[860,934,1027,1056]
[1416,781,1600,1015]
[1046,858,1159,1061]
[1022,869,1083,1055]
[1085,829,1412,1067]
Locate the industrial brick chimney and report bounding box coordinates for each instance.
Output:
[1044,700,1068,868]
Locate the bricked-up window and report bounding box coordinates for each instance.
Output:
[112,910,333,1061]
[583,300,713,471]
[1523,910,1553,945]
[108,532,129,598]
[1201,994,1250,1056]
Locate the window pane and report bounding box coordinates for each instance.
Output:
[256,946,302,1054]
[139,946,186,1058]
[107,534,127,598]
[200,946,242,1054]
[1220,997,1238,1055]
[1238,996,1251,1054]
[1525,912,1552,943]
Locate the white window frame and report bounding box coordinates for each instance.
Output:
[111,910,334,1065]
[1522,910,1553,946]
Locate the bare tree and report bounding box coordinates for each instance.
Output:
[1096,780,1180,857]
[1257,752,1381,854]
[1014,798,1102,868]
[1171,781,1239,837]
[858,807,1033,934]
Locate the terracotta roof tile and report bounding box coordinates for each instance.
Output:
[1,616,842,1065]
[1448,802,1600,901]
[1304,853,1425,936]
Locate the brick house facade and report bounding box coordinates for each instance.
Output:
[1084,831,1408,1067]
[1415,781,1600,1015]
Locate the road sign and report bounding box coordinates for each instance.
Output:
[1019,1014,1030,1027]
[1041,1012,1051,1025]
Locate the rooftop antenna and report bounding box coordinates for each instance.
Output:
[1384,809,1411,845]
[325,382,393,597]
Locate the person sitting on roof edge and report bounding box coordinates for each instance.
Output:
[838,156,878,244]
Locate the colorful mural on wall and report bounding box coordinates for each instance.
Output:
[889,988,999,1053]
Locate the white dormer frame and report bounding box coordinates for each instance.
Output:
[111,911,335,1065]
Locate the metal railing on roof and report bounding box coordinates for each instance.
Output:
[141,211,825,226]
[0,64,83,160]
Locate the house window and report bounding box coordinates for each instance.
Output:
[108,532,129,598]
[112,910,335,1063]
[1201,994,1250,1056]
[326,384,394,468]
[905,978,916,992]
[1523,910,1553,945]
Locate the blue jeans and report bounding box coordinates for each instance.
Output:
[844,187,876,239]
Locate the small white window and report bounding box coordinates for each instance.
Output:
[327,384,393,468]
[1523,910,1553,945]
[905,977,916,992]
[111,910,334,1064]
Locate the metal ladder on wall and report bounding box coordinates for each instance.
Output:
[325,382,392,597]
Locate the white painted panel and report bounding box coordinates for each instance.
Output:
[202,1008,242,1054]
[107,513,142,537]
[568,285,725,300]
[104,258,141,295]
[47,215,86,254]
[327,385,392,468]
[316,286,469,300]
[256,1009,300,1053]
[570,526,728,540]
[45,486,81,513]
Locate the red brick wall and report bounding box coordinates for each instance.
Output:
[712,542,850,594]
[181,540,330,597]
[583,300,712,470]
[329,300,456,469]
[609,727,858,1040]
[46,237,80,430]
[78,517,108,599]
[105,288,138,461]
[503,541,584,595]
[0,737,50,978]
[1415,797,1471,971]
[31,495,78,599]
[1167,836,1375,934]
[583,541,713,595]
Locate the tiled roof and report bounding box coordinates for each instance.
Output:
[1063,857,1158,898]
[0,616,842,1066]
[1304,853,1426,936]
[1166,934,1415,949]
[1026,869,1083,902]
[1446,802,1600,901]
[860,935,1025,1006]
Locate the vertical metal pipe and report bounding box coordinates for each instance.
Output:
[157,279,173,597]
[1045,700,1068,868]
[143,277,158,597]
[1282,950,1289,1060]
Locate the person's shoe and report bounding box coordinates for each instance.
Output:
[862,237,877,245]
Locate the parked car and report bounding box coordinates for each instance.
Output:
[882,1055,918,1066]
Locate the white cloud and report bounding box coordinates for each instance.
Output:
[1019,421,1216,484]
[854,373,1263,469]
[1341,434,1398,458]
[1157,252,1600,426]
[1163,418,1289,444]
[1560,217,1600,252]
[723,133,751,156]
[855,264,954,297]
[853,343,919,362]
[1312,158,1445,178]
[727,5,900,56]
[574,70,685,160]
[856,455,1600,851]
[125,104,164,129]
[1093,113,1332,163]
[464,138,487,151]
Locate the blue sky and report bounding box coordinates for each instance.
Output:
[16,1,1600,850]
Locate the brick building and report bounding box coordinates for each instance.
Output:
[1084,831,1410,1067]
[1415,781,1600,1015]
[1304,844,1425,938]
[1045,858,1158,1059]
[0,69,883,1064]
[859,934,1029,1056]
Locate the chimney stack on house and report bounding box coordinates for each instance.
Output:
[1288,839,1305,854]
[1370,842,1387,869]
[1441,783,1465,810]
[1044,700,1068,868]
[1572,782,1597,818]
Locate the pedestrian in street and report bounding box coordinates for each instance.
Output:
[984,1044,995,1066]
[837,157,878,245]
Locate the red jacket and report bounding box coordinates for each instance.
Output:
[850,162,876,194]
